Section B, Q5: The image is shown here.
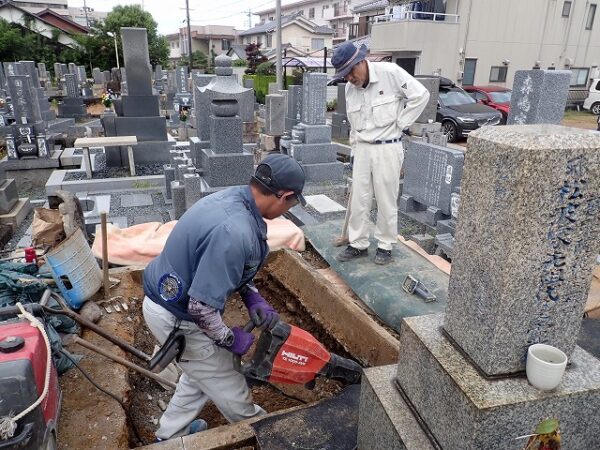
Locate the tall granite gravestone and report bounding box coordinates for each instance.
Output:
[331,82,350,139]
[53,63,62,81]
[37,63,47,84]
[92,68,104,85]
[265,94,285,136]
[21,61,55,122]
[284,85,302,132]
[358,125,600,450]
[288,72,344,182]
[153,64,163,92]
[174,66,192,109]
[507,70,571,125]
[102,27,170,166]
[399,141,464,226]
[58,74,87,119]
[183,98,253,206]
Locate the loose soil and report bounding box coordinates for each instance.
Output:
[59,263,352,449]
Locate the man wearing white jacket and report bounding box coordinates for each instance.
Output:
[332,42,429,265]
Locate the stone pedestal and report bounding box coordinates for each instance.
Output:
[58,97,87,119]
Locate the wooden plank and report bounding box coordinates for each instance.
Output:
[74,136,138,147]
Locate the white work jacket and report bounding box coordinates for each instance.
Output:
[346,61,430,144]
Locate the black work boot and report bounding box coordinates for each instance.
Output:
[336,245,368,262]
[374,248,393,265]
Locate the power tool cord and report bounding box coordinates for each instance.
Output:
[58,349,145,446]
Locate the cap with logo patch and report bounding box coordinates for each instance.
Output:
[252,154,306,206]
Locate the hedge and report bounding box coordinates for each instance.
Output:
[243,74,295,104]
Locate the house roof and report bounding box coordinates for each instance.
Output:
[239,13,333,37]
[227,44,247,59]
[36,8,89,33]
[352,0,389,13]
[333,34,371,50]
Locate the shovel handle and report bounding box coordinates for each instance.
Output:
[233,320,256,373]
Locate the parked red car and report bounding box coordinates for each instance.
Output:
[463,86,512,123]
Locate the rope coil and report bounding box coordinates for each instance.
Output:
[0,303,52,441]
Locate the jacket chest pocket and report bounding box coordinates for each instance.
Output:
[347,104,363,131]
[372,96,398,127]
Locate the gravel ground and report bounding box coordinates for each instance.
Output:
[64,155,165,181]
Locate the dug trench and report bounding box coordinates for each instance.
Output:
[57,247,399,449]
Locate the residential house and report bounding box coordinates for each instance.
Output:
[68,6,108,28]
[368,0,600,88]
[0,2,82,47]
[178,25,238,59]
[36,8,89,34]
[256,0,361,44]
[167,33,181,62]
[6,0,68,16]
[350,0,388,40]
[240,13,334,57]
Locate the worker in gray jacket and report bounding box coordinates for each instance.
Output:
[332,42,429,265]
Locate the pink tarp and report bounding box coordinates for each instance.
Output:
[92,218,305,266]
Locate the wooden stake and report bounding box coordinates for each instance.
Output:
[100,212,109,301]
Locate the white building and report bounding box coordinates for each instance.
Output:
[256,0,361,44]
[68,6,108,27]
[7,0,68,15]
[368,0,600,88]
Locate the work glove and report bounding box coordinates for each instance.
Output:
[241,290,280,330]
[223,327,254,356]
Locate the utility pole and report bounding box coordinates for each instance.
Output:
[82,0,90,28]
[247,9,252,28]
[276,0,282,88]
[185,0,193,68]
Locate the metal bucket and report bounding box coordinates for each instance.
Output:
[44,228,103,309]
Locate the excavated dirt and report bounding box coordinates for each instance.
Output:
[58,262,355,449]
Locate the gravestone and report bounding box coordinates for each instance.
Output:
[285,85,302,132]
[358,125,600,449]
[21,61,55,122]
[58,74,87,119]
[37,63,47,81]
[174,66,192,110]
[7,75,41,123]
[289,72,344,182]
[331,82,350,139]
[76,65,86,85]
[265,94,285,136]
[507,70,571,125]
[92,68,104,84]
[102,27,169,166]
[399,141,464,225]
[53,63,62,80]
[68,63,77,75]
[415,77,440,124]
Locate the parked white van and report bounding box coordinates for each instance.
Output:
[583,79,600,115]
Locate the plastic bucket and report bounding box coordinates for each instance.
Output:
[44,228,103,309]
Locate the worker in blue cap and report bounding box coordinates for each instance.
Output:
[142,154,305,441]
[332,42,429,265]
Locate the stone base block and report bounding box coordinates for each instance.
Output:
[358,365,435,450]
[408,122,441,137]
[106,141,172,167]
[113,117,168,142]
[47,118,76,133]
[121,95,160,117]
[302,124,332,144]
[436,218,456,235]
[434,232,454,259]
[200,148,254,187]
[57,103,87,118]
[209,116,243,154]
[395,314,600,450]
[260,134,277,151]
[409,233,436,254]
[1,151,61,170]
[301,161,344,182]
[189,137,210,167]
[0,198,32,231]
[290,143,337,164]
[0,179,19,215]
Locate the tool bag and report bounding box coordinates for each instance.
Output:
[149,320,186,374]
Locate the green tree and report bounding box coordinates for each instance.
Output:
[191,50,208,71]
[245,43,267,74]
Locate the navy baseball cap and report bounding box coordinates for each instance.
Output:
[332,42,368,80]
[252,154,306,206]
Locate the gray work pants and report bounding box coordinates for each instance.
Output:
[142,297,265,440]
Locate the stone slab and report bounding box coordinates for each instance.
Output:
[113,117,167,142]
[445,125,600,376]
[0,198,32,230]
[403,141,464,216]
[120,193,153,208]
[301,161,344,182]
[132,214,163,225]
[200,148,254,187]
[121,28,153,96]
[305,194,346,213]
[415,77,440,124]
[209,116,243,154]
[302,124,332,144]
[0,150,61,170]
[396,314,600,450]
[302,220,449,331]
[358,365,434,450]
[0,179,19,214]
[265,94,285,136]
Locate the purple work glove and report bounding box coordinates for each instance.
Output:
[225,327,254,356]
[241,290,280,330]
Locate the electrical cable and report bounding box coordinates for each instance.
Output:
[58,349,145,447]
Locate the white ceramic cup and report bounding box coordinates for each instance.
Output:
[526,344,568,391]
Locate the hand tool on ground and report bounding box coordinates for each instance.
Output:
[234,320,362,388]
[333,180,352,247]
[402,274,437,302]
[101,212,110,301]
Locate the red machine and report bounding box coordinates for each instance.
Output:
[0,313,60,450]
[238,321,362,387]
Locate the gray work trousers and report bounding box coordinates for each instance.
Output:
[143,297,265,440]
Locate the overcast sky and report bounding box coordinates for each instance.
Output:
[69,0,294,35]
